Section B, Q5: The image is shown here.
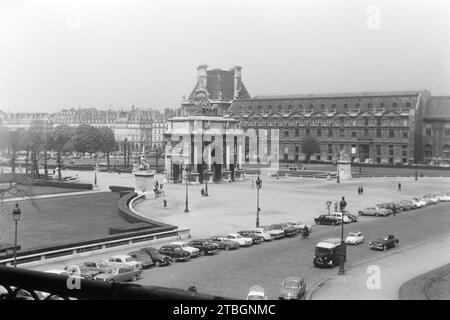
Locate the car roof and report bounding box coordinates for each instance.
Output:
[171,241,186,245]
[284,277,303,282]
[110,255,129,259]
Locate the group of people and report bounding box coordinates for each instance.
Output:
[154,180,164,196]
[357,186,364,195]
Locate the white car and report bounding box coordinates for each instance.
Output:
[286,221,312,233]
[226,234,253,247]
[247,285,267,300]
[411,198,427,208]
[436,194,450,202]
[252,228,273,241]
[423,194,439,204]
[106,255,143,270]
[331,212,352,224]
[260,226,285,239]
[170,241,200,257]
[345,231,364,245]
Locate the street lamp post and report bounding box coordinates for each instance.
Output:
[415,163,418,181]
[338,200,346,275]
[256,176,262,227]
[184,165,190,213]
[12,203,21,268]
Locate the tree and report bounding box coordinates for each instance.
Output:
[52,125,74,180]
[300,136,321,163]
[151,146,165,168]
[26,121,47,178]
[98,126,117,170]
[73,124,100,155]
[7,128,26,174]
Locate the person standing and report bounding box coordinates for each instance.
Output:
[361,186,364,194]
[334,201,339,212]
[398,183,402,191]
[339,197,347,212]
[357,186,361,195]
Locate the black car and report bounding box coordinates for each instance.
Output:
[237,231,265,244]
[159,245,190,262]
[140,247,171,266]
[369,234,399,251]
[273,223,298,237]
[314,215,342,226]
[188,240,220,255]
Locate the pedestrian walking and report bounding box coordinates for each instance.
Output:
[398,183,401,191]
[361,186,364,194]
[201,188,205,197]
[251,179,255,189]
[339,197,347,212]
[163,199,167,208]
[357,186,361,195]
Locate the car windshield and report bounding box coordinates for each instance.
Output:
[104,268,116,274]
[379,235,389,240]
[283,280,299,288]
[348,233,358,237]
[316,247,331,255]
[125,257,133,262]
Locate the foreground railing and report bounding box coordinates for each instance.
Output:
[0,266,227,300]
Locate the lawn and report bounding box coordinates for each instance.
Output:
[0,192,133,250]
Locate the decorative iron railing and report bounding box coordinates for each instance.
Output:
[0,265,227,300]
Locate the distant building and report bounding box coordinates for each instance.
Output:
[422,96,450,162]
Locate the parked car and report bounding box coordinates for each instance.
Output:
[286,221,312,233]
[94,266,142,283]
[369,234,399,251]
[411,197,427,208]
[259,226,285,239]
[170,241,201,257]
[188,239,220,255]
[423,194,439,204]
[399,200,416,210]
[358,206,391,217]
[330,212,353,224]
[269,224,297,237]
[226,233,253,247]
[140,247,171,267]
[250,228,273,241]
[377,202,401,214]
[278,277,307,300]
[345,231,364,245]
[127,250,155,269]
[64,264,99,279]
[419,197,434,206]
[436,193,450,202]
[237,231,265,244]
[314,215,342,226]
[159,245,191,262]
[209,236,240,250]
[247,285,267,300]
[105,255,143,270]
[81,261,110,274]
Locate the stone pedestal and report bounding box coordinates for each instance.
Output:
[205,171,214,183]
[223,170,232,182]
[134,170,155,195]
[189,172,200,185]
[235,169,245,181]
[337,160,352,180]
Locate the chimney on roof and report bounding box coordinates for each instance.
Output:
[233,65,242,99]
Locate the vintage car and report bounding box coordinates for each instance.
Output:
[330,212,353,224]
[188,239,220,255]
[278,277,307,300]
[344,231,364,245]
[159,245,191,262]
[423,194,439,204]
[259,226,285,239]
[250,228,273,241]
[286,221,312,233]
[226,233,253,247]
[369,234,399,251]
[127,250,155,269]
[377,202,402,214]
[81,261,110,274]
[237,231,265,244]
[64,264,99,279]
[170,242,201,257]
[246,285,267,300]
[140,247,171,267]
[411,198,427,208]
[313,238,345,268]
[398,200,416,210]
[94,266,142,283]
[269,224,297,237]
[314,215,342,226]
[358,206,391,217]
[436,193,450,201]
[209,236,240,250]
[105,255,143,270]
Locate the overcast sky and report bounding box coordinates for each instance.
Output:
[0,0,449,113]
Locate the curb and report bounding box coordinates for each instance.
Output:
[307,233,450,300]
